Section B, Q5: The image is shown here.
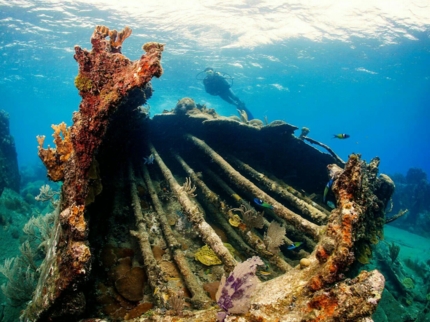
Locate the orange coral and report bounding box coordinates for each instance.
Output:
[37,122,73,182]
[341,214,353,245]
[308,293,338,321]
[316,245,329,263]
[60,205,87,240]
[109,26,132,52]
[70,204,87,239]
[308,275,323,292]
[52,122,73,161]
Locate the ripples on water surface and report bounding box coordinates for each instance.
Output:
[0,0,430,175]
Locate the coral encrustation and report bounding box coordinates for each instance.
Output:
[27,26,164,320]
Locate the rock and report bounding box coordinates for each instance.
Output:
[0,110,20,196]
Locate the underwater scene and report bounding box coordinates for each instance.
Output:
[0,1,430,321]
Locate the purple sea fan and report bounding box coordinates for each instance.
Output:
[215,256,264,321]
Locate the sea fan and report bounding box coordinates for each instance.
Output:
[215,256,263,321]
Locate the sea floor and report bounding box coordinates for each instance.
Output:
[1,183,430,321]
[372,225,430,322]
[384,225,430,262]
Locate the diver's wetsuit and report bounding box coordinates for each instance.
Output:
[203,72,254,119]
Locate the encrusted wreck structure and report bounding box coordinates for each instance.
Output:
[23,26,394,321]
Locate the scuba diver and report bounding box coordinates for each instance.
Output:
[197,67,254,119]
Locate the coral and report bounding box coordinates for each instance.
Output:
[299,126,310,140]
[216,256,264,321]
[231,204,264,230]
[237,109,249,123]
[194,245,223,266]
[23,212,55,253]
[195,244,235,266]
[37,122,73,182]
[0,258,37,306]
[174,97,197,115]
[300,258,311,269]
[74,73,92,92]
[203,281,221,301]
[22,25,393,322]
[402,277,414,289]
[264,221,286,253]
[228,214,241,227]
[108,26,132,53]
[182,177,197,197]
[115,266,146,302]
[19,241,38,271]
[142,42,165,53]
[23,24,164,321]
[34,184,60,207]
[167,290,185,315]
[60,204,87,240]
[356,241,372,265]
[249,119,264,127]
[388,241,400,263]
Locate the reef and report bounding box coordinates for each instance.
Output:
[389,168,430,237]
[22,27,393,321]
[0,110,20,196]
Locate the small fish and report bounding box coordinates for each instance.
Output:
[326,201,336,209]
[333,134,350,139]
[323,178,333,203]
[287,241,303,250]
[253,198,273,209]
[258,270,272,276]
[144,154,155,165]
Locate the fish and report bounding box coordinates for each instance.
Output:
[287,241,303,250]
[253,198,273,209]
[326,201,336,209]
[258,271,272,276]
[323,178,334,203]
[144,153,155,165]
[333,134,350,139]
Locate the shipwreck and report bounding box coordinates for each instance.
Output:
[21,26,394,321]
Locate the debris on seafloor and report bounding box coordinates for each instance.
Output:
[21,26,394,321]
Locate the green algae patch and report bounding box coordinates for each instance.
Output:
[74,73,92,92]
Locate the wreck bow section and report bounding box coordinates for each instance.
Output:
[24,26,163,320]
[24,26,393,322]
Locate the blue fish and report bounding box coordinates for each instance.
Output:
[323,178,333,203]
[287,242,303,250]
[253,198,273,209]
[333,134,350,139]
[144,154,155,165]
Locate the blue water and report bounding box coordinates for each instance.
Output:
[1,3,430,320]
[1,1,429,177]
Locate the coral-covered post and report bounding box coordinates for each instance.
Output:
[26,26,163,320]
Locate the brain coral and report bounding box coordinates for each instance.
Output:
[402,277,414,289]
